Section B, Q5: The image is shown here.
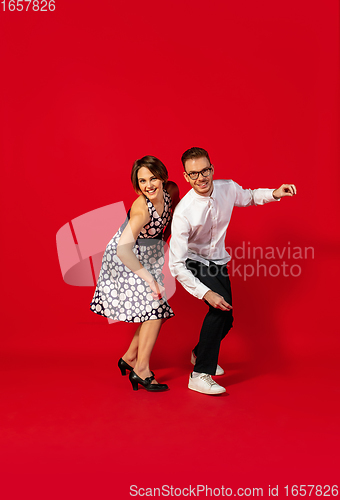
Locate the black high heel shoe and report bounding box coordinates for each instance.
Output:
[118,358,133,376]
[129,370,169,392]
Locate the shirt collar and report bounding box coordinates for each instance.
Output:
[190,181,215,200]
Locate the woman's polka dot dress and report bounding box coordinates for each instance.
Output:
[90,190,174,323]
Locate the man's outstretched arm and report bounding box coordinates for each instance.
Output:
[232,180,296,206]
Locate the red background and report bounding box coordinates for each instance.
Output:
[1,1,339,499]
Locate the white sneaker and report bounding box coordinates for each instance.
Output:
[188,373,226,395]
[191,351,225,376]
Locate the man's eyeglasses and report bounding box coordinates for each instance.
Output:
[185,166,213,180]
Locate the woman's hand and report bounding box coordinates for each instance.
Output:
[148,279,165,300]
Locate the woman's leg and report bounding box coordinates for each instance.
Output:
[133,319,162,383]
[122,324,141,368]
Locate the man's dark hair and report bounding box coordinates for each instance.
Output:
[181,147,211,169]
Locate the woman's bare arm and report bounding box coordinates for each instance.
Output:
[116,196,154,283]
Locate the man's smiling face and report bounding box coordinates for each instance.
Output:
[183,156,214,197]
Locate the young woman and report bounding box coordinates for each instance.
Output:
[90,156,179,392]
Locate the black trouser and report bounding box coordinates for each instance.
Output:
[186,259,234,375]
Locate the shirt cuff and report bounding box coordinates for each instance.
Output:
[253,188,280,204]
[196,283,210,300]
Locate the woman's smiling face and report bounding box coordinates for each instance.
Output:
[137,167,163,199]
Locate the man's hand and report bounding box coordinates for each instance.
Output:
[273,184,297,200]
[203,290,233,310]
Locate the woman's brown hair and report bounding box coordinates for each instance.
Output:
[131,156,169,193]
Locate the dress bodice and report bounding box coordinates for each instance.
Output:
[124,189,171,240]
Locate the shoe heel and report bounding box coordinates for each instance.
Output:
[118,358,133,376]
[130,379,139,391]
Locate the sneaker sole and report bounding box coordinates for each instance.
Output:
[188,383,226,395]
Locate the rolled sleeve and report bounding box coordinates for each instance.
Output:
[253,188,280,205]
[233,181,280,206]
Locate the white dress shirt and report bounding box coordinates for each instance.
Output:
[169,179,278,300]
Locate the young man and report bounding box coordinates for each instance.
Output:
[169,147,296,395]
